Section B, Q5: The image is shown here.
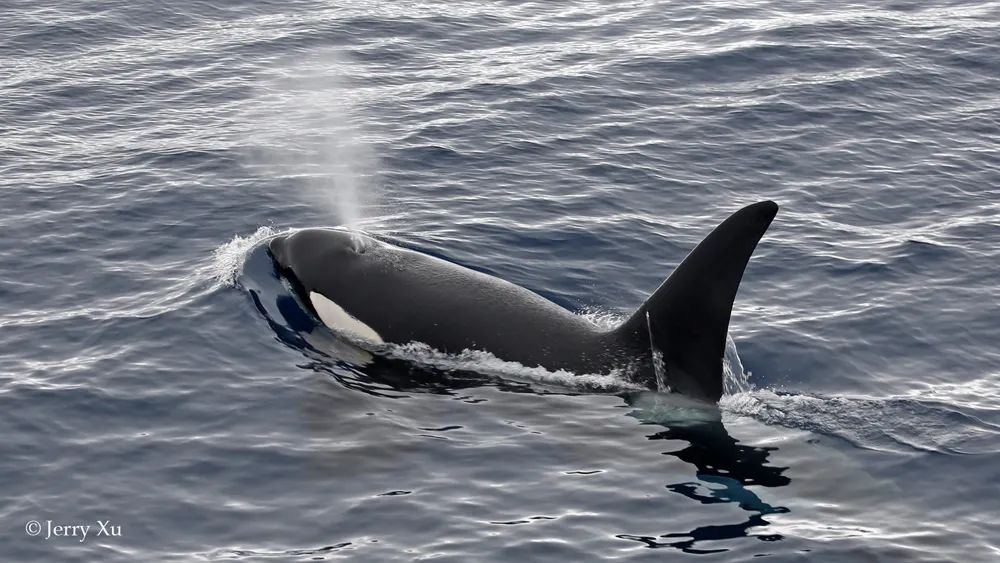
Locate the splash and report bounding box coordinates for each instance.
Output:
[246,48,379,227]
[337,310,751,396]
[124,226,279,318]
[722,334,752,395]
[210,226,279,288]
[379,342,646,393]
[580,307,627,330]
[583,307,752,395]
[647,312,669,392]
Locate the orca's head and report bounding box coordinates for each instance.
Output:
[268,228,376,302]
[268,227,387,345]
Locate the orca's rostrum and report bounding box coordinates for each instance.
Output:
[269,201,778,402]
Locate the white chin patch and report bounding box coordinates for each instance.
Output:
[308,291,384,344]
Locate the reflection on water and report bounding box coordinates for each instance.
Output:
[245,241,792,554]
[621,391,790,553]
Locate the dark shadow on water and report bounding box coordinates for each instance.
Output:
[618,391,791,553]
[242,241,792,555]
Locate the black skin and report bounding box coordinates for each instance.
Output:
[269,229,647,375]
[269,201,778,402]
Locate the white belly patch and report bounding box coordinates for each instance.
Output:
[308,291,384,344]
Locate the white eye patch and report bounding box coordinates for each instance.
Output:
[308,291,384,344]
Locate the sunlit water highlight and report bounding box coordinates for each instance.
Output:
[2,1,999,561]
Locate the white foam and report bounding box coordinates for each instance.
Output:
[722,334,752,395]
[210,225,280,288]
[580,308,626,330]
[374,341,646,393]
[582,308,752,396]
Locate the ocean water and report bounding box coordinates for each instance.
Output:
[2,0,999,560]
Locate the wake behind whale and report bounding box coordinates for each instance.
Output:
[265,201,779,403]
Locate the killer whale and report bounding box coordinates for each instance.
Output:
[268,200,778,402]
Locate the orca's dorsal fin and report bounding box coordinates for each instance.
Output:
[615,201,778,402]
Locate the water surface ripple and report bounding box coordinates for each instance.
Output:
[2,1,999,561]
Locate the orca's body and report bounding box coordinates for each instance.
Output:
[269,201,778,402]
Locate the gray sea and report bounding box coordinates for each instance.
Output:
[2,1,999,561]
